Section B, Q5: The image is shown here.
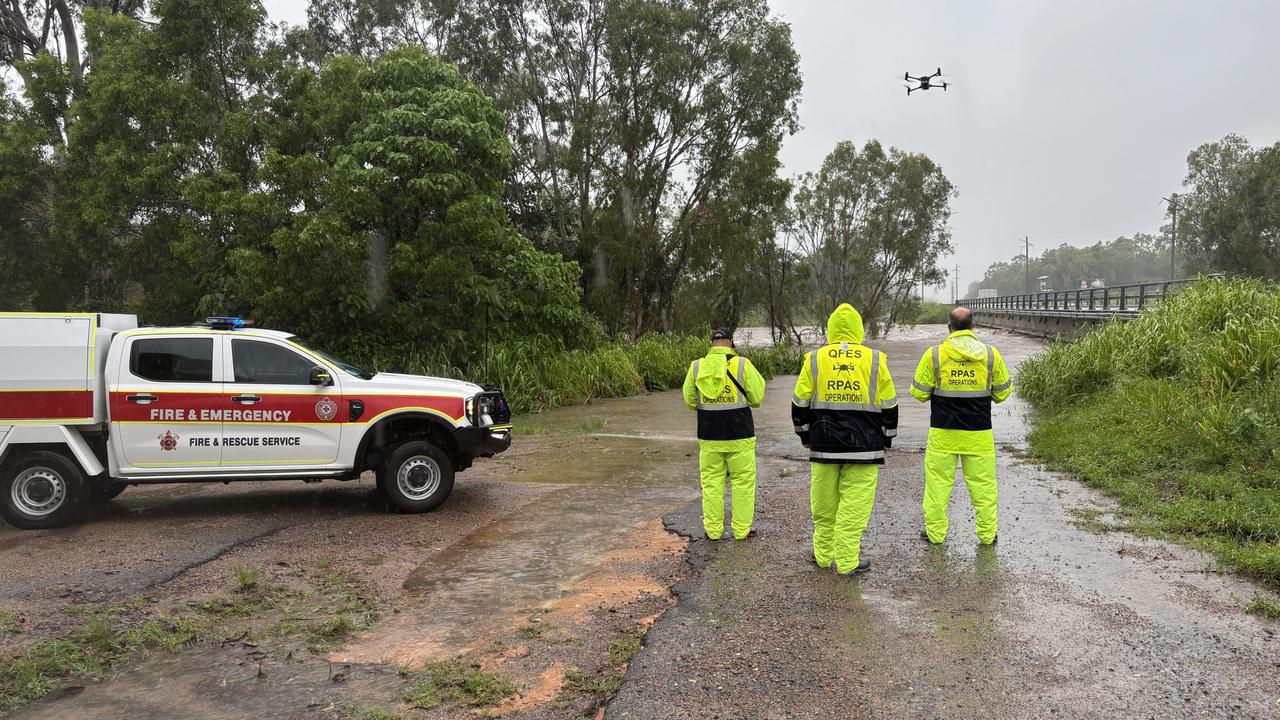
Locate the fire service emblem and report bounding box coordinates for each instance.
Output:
[315,397,338,422]
[158,431,179,452]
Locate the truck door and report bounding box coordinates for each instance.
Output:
[221,337,342,467]
[111,334,224,470]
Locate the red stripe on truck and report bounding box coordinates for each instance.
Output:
[108,392,465,424]
[0,390,94,421]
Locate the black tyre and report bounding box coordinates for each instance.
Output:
[379,440,454,513]
[0,450,87,530]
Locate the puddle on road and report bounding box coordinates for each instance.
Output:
[336,403,705,666]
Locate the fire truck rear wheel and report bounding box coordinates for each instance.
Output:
[380,440,454,513]
[1,450,87,530]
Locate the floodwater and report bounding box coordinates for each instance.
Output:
[12,324,1278,718]
[336,435,700,664]
[608,327,1280,719]
[336,324,1044,666]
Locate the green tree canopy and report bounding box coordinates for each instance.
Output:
[789,139,955,336]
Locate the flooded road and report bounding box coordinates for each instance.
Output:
[609,327,1280,720]
[3,325,1279,718]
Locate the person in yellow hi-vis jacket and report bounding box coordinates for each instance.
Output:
[683,328,767,541]
[909,307,1013,545]
[791,304,897,574]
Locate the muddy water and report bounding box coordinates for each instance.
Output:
[340,325,1045,667]
[336,425,702,665]
[5,325,1053,718]
[608,328,1280,720]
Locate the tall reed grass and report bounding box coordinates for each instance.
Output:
[1019,277,1280,585]
[361,333,805,414]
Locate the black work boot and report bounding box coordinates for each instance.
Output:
[838,559,871,575]
[921,529,942,544]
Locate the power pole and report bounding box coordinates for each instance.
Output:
[952,264,960,304]
[1023,236,1033,293]
[1162,194,1178,280]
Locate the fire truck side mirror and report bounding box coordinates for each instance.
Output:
[310,367,334,386]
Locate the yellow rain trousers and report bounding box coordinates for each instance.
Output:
[811,463,878,573]
[683,346,766,540]
[700,448,758,541]
[923,452,998,544]
[910,330,1012,544]
[794,304,895,571]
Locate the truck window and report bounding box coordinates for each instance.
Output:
[232,339,316,385]
[129,338,214,383]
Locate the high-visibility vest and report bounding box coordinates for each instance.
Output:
[923,344,1005,431]
[691,355,754,441]
[792,341,898,464]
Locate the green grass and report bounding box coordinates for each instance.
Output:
[234,566,260,593]
[0,614,208,710]
[1245,594,1280,620]
[607,628,645,666]
[399,661,517,710]
[903,301,953,325]
[362,332,804,414]
[1068,508,1125,534]
[1,566,381,712]
[557,627,646,705]
[517,622,549,640]
[0,612,20,636]
[303,615,358,653]
[1020,277,1280,586]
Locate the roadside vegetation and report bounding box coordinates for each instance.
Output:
[1019,276,1280,586]
[399,661,518,711]
[898,300,953,326]
[0,564,379,712]
[391,334,805,414]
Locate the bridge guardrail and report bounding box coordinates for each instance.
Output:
[959,279,1195,315]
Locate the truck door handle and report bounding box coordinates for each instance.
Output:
[231,394,261,405]
[126,393,158,404]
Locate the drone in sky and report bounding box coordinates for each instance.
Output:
[903,68,951,95]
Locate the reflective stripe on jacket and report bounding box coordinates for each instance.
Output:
[682,347,766,444]
[791,304,898,465]
[909,330,1012,455]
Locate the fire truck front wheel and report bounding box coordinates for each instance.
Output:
[1,450,87,530]
[380,440,455,513]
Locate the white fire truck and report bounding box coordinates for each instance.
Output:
[0,313,511,529]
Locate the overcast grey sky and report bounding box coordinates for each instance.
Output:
[264,0,1280,298]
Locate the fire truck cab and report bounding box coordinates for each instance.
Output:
[0,313,511,529]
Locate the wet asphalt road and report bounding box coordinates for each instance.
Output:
[3,326,1279,719]
[607,327,1280,719]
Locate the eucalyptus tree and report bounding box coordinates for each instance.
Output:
[298,0,803,335]
[789,139,955,337]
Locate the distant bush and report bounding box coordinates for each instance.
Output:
[1019,276,1280,585]
[903,301,953,325]
[360,333,804,414]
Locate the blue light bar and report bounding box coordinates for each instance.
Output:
[206,316,247,330]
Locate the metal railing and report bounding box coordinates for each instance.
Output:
[959,279,1194,315]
